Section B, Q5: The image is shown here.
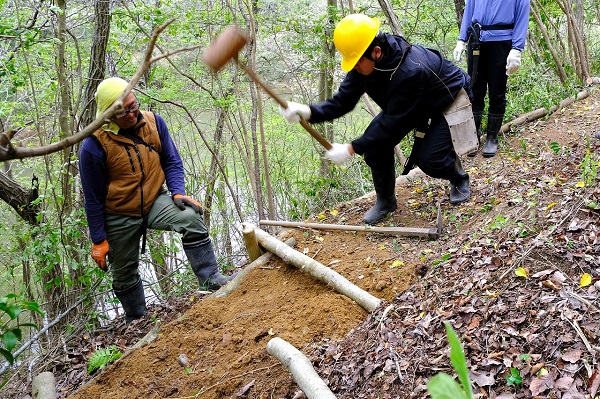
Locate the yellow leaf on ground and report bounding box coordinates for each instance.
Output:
[515,267,529,278]
[575,181,585,188]
[317,213,326,220]
[391,260,404,268]
[330,209,339,216]
[546,202,557,210]
[580,273,592,287]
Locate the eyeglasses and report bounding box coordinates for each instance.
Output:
[115,100,140,118]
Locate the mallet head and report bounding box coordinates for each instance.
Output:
[202,26,249,72]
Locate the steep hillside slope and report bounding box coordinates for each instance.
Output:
[5,90,599,399]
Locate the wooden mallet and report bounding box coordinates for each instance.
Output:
[203,26,332,150]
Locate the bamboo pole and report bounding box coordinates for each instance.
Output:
[250,225,381,312]
[259,220,439,239]
[266,337,337,399]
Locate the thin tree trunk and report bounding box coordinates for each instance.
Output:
[530,0,568,83]
[318,3,336,177]
[453,0,465,30]
[243,2,265,221]
[377,0,404,36]
[556,0,590,83]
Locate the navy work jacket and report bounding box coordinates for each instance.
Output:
[309,33,468,155]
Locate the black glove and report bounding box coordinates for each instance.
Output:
[173,194,203,214]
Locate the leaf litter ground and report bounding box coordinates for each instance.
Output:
[5,92,600,399]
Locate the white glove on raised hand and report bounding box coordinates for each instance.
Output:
[279,101,311,123]
[453,40,466,62]
[506,49,521,76]
[325,143,353,166]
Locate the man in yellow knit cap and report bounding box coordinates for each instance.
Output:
[79,77,234,323]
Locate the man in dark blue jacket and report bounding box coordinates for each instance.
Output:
[280,14,474,225]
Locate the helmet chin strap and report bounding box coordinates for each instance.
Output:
[373,39,412,80]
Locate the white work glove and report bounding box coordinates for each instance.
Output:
[453,40,466,62]
[506,49,521,76]
[325,143,353,166]
[279,101,311,123]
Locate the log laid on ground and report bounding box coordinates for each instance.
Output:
[259,220,438,239]
[587,76,600,85]
[32,371,57,399]
[250,225,381,312]
[502,89,591,133]
[266,337,337,399]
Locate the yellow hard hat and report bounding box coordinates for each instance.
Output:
[95,77,129,134]
[333,14,380,72]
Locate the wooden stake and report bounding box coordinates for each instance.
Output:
[242,222,263,262]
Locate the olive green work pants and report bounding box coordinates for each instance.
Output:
[104,193,208,292]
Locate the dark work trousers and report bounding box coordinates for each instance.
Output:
[363,113,457,180]
[467,40,511,116]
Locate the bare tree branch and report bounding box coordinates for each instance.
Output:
[0,18,202,162]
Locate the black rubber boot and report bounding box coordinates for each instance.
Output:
[114,278,147,324]
[482,113,503,157]
[184,237,234,291]
[363,168,397,225]
[468,112,483,157]
[449,157,471,205]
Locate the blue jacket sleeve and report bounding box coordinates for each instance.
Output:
[79,137,108,244]
[155,114,186,196]
[512,0,530,51]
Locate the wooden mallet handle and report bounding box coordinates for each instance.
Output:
[202,26,332,150]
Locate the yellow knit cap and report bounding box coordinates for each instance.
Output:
[95,77,129,134]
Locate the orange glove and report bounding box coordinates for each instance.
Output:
[91,240,110,271]
[173,194,203,214]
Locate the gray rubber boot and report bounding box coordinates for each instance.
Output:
[114,278,147,324]
[468,112,483,157]
[449,157,471,205]
[483,113,503,157]
[363,168,398,225]
[184,237,234,291]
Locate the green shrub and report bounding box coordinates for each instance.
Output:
[87,345,122,374]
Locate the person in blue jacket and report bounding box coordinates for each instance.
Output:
[280,14,474,225]
[453,0,530,157]
[79,77,233,323]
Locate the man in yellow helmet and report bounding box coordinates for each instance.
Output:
[79,77,234,323]
[280,14,475,224]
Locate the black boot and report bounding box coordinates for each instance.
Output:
[363,168,397,225]
[468,112,483,157]
[483,113,503,157]
[184,237,234,291]
[114,278,147,324]
[449,157,471,205]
